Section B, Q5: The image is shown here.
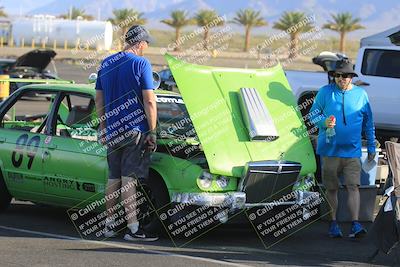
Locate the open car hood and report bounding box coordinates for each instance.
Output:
[166,54,316,177]
[14,49,56,71]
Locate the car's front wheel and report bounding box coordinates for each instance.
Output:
[0,172,12,212]
[139,171,170,235]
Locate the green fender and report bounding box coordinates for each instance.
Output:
[150,152,203,197]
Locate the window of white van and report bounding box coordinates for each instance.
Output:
[361,49,400,79]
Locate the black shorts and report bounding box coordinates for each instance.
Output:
[106,131,151,181]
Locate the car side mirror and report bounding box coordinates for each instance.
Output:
[353,80,370,86]
[88,73,98,84]
[153,71,161,90]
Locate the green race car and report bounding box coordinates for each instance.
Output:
[0,55,318,234]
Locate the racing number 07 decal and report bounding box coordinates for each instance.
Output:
[11,134,41,169]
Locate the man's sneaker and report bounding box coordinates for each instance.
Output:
[349,221,367,238]
[328,221,343,238]
[104,225,117,238]
[124,228,158,242]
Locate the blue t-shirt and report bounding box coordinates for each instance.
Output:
[309,83,376,158]
[95,52,153,141]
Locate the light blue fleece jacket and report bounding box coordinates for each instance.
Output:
[309,83,376,158]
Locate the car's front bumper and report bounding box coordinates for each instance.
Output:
[171,192,246,210]
[171,190,320,211]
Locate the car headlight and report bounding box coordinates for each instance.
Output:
[216,176,230,189]
[198,171,213,189]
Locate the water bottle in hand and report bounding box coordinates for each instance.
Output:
[326,115,336,144]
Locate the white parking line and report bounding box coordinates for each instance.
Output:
[0,225,251,267]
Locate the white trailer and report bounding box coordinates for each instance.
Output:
[11,15,113,50]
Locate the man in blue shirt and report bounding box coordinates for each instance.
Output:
[309,60,376,238]
[95,25,158,241]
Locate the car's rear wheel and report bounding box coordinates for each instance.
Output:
[298,92,322,182]
[139,171,170,235]
[0,172,12,212]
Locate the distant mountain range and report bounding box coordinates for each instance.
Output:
[2,0,400,38]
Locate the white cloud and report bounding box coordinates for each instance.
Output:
[302,0,317,9]
[299,0,336,24]
[357,4,400,38]
[359,3,376,19]
[249,0,280,17]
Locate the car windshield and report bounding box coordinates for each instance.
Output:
[156,95,197,139]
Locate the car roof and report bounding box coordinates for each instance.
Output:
[0,59,16,63]
[20,83,96,95]
[19,83,182,97]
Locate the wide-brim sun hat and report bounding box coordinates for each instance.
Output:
[328,60,358,77]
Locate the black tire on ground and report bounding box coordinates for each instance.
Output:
[139,170,170,235]
[0,172,12,212]
[298,92,322,182]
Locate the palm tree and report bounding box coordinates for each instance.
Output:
[161,10,193,51]
[323,12,364,53]
[109,9,147,38]
[194,9,224,50]
[232,9,267,52]
[273,11,314,59]
[60,7,93,20]
[0,6,7,17]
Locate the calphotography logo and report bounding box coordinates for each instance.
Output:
[249,14,325,69]
[67,179,154,239]
[157,192,236,247]
[246,177,329,248]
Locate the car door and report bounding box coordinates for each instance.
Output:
[41,92,107,207]
[355,47,400,131]
[0,89,57,202]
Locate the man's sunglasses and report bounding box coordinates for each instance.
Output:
[333,73,353,78]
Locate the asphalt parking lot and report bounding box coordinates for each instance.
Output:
[54,60,100,84]
[1,200,398,267]
[1,61,398,267]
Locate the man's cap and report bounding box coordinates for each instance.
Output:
[125,25,154,45]
[328,59,358,77]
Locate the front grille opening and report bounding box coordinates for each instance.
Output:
[242,161,301,204]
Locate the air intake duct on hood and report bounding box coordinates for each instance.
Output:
[238,87,279,141]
